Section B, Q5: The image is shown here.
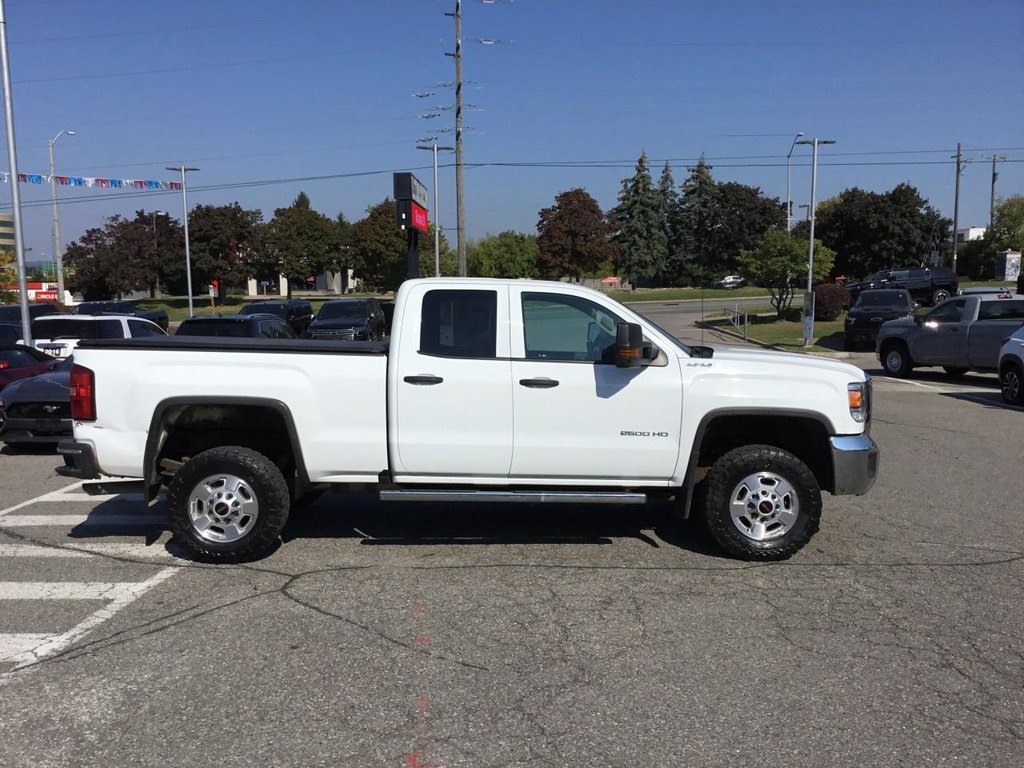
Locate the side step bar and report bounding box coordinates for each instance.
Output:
[379,490,647,505]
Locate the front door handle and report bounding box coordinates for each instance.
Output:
[519,377,559,389]
[404,374,444,385]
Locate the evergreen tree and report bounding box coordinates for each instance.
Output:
[613,153,667,286]
[671,156,717,286]
[657,162,679,283]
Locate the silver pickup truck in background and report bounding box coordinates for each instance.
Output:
[876,292,1024,377]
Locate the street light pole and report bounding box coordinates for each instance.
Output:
[416,142,454,277]
[166,166,199,317]
[785,132,803,232]
[48,129,75,304]
[795,137,836,347]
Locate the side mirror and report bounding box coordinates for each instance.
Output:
[615,323,658,368]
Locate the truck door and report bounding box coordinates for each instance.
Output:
[970,299,1024,369]
[913,297,969,364]
[508,289,682,483]
[391,285,514,479]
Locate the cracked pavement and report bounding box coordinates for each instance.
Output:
[0,376,1021,767]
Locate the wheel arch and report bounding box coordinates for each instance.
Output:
[143,397,308,502]
[678,408,835,518]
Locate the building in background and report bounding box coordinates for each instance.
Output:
[955,226,987,243]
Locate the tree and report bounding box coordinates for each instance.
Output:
[467,231,538,278]
[0,248,15,303]
[706,182,786,273]
[263,192,340,297]
[417,224,453,277]
[613,153,668,286]
[738,230,835,317]
[536,188,618,280]
[810,184,949,278]
[348,199,407,291]
[957,195,1024,279]
[64,216,149,300]
[669,156,717,286]
[185,203,263,294]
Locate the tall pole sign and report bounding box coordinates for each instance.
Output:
[394,172,430,280]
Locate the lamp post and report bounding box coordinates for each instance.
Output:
[151,210,166,298]
[785,132,804,232]
[795,137,836,346]
[166,166,199,316]
[416,142,454,277]
[48,129,75,304]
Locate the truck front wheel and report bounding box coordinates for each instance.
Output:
[166,446,290,562]
[703,445,821,561]
[881,341,912,377]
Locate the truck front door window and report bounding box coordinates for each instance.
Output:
[521,293,622,363]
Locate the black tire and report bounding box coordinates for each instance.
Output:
[1001,361,1024,405]
[943,366,968,377]
[881,341,912,377]
[166,445,290,562]
[932,289,951,304]
[702,445,821,561]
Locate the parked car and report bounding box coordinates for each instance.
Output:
[71,300,169,331]
[0,344,60,387]
[706,275,746,289]
[306,298,387,341]
[876,292,1024,377]
[997,325,1024,405]
[176,314,297,339]
[238,299,314,335]
[0,322,22,342]
[843,289,915,350]
[0,303,62,323]
[28,314,166,359]
[0,357,73,446]
[846,267,958,306]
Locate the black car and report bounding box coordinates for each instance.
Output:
[0,303,62,323]
[175,314,297,339]
[845,267,958,307]
[71,300,169,331]
[0,322,21,342]
[0,357,73,446]
[238,299,314,335]
[843,289,915,350]
[306,298,387,341]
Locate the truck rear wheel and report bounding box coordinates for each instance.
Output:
[702,445,821,561]
[166,446,290,562]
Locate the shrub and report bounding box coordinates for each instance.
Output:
[813,283,849,321]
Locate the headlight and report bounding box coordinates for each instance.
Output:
[847,377,871,423]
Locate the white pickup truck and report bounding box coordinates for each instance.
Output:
[57,278,878,562]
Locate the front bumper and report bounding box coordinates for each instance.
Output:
[830,434,879,495]
[56,439,101,479]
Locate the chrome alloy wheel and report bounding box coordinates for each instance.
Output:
[1003,367,1022,403]
[729,471,799,542]
[188,473,260,543]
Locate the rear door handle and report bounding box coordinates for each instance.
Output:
[404,374,444,385]
[519,377,559,389]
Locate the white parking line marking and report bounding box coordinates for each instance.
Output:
[0,480,86,517]
[0,634,51,662]
[0,514,163,529]
[0,544,92,558]
[0,581,154,601]
[2,567,178,668]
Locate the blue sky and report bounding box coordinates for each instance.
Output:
[2,0,1022,264]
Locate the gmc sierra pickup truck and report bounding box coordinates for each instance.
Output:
[57,278,878,563]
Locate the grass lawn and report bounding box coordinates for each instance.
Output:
[702,307,848,355]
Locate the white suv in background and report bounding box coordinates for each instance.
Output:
[25,314,166,359]
[998,326,1024,405]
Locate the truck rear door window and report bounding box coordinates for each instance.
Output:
[977,300,1024,321]
[419,289,497,359]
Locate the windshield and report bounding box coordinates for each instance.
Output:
[176,320,249,337]
[317,302,368,320]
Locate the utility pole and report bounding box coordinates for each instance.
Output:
[795,137,836,347]
[951,143,963,276]
[444,0,466,276]
[989,155,1005,233]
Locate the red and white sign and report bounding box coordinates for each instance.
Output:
[410,201,429,233]
[34,290,58,301]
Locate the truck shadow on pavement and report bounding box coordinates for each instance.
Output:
[284,494,724,557]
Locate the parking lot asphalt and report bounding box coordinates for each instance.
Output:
[0,350,1021,767]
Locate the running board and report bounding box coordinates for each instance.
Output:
[379,490,647,505]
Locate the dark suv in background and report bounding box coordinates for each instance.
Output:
[238,299,314,336]
[176,314,297,339]
[843,289,915,350]
[71,300,169,331]
[845,266,957,306]
[306,298,387,341]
